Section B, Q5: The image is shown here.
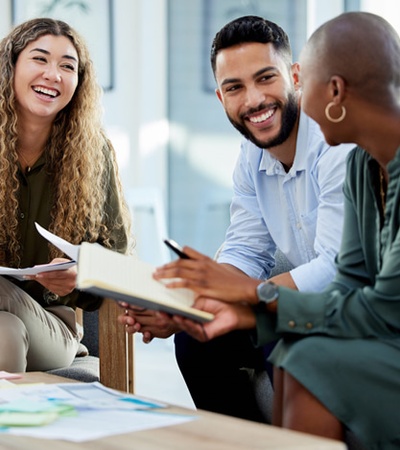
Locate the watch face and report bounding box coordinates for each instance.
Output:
[257,282,278,303]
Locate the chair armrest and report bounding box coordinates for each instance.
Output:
[98,298,134,393]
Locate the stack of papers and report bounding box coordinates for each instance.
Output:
[0,381,196,442]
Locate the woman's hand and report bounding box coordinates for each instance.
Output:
[172,298,257,342]
[153,247,260,304]
[25,258,77,297]
[117,303,180,343]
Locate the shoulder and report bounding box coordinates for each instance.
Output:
[343,146,371,197]
[346,146,371,175]
[236,138,264,168]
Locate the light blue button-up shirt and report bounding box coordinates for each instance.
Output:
[217,112,355,292]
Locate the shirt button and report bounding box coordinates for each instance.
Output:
[20,213,25,219]
[288,320,296,328]
[306,322,313,329]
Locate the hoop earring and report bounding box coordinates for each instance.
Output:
[325,102,346,123]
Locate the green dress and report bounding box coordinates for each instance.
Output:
[254,146,400,450]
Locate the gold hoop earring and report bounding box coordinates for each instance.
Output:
[325,102,346,123]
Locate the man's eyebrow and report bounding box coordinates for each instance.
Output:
[254,66,278,77]
[29,47,78,62]
[220,66,278,87]
[220,77,240,87]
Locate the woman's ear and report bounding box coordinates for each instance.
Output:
[329,75,346,103]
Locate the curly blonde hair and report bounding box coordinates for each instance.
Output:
[0,18,131,266]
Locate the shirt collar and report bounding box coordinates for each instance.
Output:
[17,153,46,178]
[259,110,310,176]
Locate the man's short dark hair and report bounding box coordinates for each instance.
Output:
[211,15,292,76]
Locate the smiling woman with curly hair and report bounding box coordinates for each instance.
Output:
[0,17,131,373]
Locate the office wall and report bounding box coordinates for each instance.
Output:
[167,0,311,257]
[3,0,398,264]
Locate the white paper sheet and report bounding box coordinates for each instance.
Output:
[0,382,196,442]
[34,222,80,261]
[0,261,76,281]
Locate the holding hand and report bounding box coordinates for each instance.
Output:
[25,258,77,297]
[153,246,260,304]
[172,298,257,342]
[117,302,179,343]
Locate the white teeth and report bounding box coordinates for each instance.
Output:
[249,110,274,123]
[33,86,57,97]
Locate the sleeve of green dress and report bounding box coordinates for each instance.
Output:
[254,147,400,346]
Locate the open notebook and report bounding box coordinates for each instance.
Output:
[76,243,214,323]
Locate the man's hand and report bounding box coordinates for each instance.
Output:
[25,258,77,297]
[153,247,260,304]
[117,302,179,343]
[172,298,257,342]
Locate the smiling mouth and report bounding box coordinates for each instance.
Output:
[248,108,275,124]
[32,86,59,98]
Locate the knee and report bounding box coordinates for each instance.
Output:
[174,332,197,366]
[0,312,29,372]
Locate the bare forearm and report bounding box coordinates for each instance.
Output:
[269,271,298,290]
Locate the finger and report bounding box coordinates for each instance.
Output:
[36,269,76,280]
[127,305,148,312]
[181,246,209,260]
[117,315,135,326]
[125,325,138,334]
[153,258,202,277]
[142,332,153,344]
[173,316,207,341]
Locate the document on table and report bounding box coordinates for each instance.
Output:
[0,381,197,442]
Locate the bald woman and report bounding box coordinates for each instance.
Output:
[168,11,400,449]
[268,12,400,448]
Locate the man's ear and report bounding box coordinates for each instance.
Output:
[291,62,301,91]
[215,88,223,105]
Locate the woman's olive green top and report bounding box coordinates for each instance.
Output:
[254,145,400,343]
[253,146,400,448]
[11,150,128,311]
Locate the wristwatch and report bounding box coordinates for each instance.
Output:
[256,282,279,304]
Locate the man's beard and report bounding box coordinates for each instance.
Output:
[227,92,299,149]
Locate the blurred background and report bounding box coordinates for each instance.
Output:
[1,0,399,407]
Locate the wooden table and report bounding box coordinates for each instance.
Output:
[0,372,346,450]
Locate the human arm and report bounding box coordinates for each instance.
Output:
[117,262,253,342]
[117,304,180,343]
[24,257,77,297]
[215,132,354,292]
[255,148,400,345]
[172,298,258,342]
[214,140,277,280]
[288,136,354,292]
[154,247,261,303]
